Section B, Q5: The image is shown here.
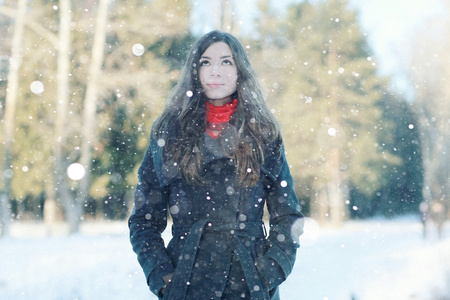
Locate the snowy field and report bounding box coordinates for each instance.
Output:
[1,215,449,300]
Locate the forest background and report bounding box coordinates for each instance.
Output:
[0,0,449,236]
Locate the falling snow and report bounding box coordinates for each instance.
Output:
[29,80,44,95]
[131,44,145,57]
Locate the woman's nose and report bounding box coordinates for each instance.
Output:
[210,64,221,76]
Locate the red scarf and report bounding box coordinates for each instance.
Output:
[205,98,238,139]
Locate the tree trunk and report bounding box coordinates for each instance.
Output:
[325,49,347,227]
[54,0,79,233]
[1,0,27,237]
[76,0,109,225]
[327,148,347,226]
[44,178,61,231]
[311,188,330,225]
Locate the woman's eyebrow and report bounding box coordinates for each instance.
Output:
[200,55,233,60]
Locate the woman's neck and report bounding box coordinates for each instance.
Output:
[205,98,238,139]
[207,96,233,107]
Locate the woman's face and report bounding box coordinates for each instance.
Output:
[199,42,238,106]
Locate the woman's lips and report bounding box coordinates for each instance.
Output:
[207,83,223,88]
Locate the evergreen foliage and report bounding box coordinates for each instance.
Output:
[251,0,418,222]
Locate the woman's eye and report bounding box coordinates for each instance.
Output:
[200,60,210,66]
[223,59,233,65]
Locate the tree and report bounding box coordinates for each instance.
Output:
[64,0,110,233]
[351,93,423,218]
[1,0,26,237]
[1,0,63,226]
[253,0,398,225]
[51,0,74,231]
[408,6,450,218]
[86,0,193,220]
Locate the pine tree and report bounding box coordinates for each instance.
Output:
[253,0,398,225]
[377,94,423,217]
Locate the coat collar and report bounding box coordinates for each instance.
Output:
[202,122,237,163]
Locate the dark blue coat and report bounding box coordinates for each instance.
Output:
[129,125,304,300]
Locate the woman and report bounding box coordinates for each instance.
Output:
[129,30,304,300]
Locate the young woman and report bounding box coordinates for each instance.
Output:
[129,30,304,300]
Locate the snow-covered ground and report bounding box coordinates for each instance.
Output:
[1,215,449,300]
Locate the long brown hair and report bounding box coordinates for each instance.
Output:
[154,30,280,186]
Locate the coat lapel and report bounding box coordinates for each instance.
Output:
[201,122,237,165]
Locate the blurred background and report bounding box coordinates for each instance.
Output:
[0,0,449,298]
[1,0,449,234]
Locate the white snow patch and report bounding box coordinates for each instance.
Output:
[0,216,449,299]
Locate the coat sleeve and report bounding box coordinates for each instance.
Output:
[256,142,304,290]
[128,139,175,297]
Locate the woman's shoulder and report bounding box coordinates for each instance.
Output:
[264,135,283,157]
